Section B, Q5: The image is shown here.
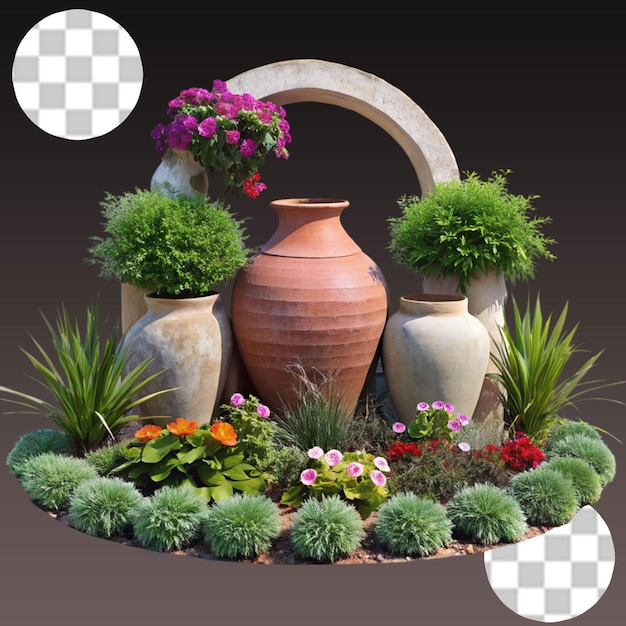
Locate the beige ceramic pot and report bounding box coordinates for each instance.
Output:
[381,293,490,424]
[121,292,232,425]
[150,147,208,198]
[230,198,389,417]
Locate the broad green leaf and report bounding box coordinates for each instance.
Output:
[142,435,181,463]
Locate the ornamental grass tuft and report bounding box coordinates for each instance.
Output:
[130,486,208,552]
[69,476,144,538]
[290,494,365,563]
[374,492,452,557]
[266,444,309,489]
[84,441,129,476]
[506,465,579,526]
[203,494,281,560]
[544,456,603,506]
[6,429,76,478]
[543,419,602,455]
[446,483,528,546]
[544,433,616,488]
[18,452,98,511]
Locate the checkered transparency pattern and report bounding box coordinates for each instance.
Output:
[12,9,143,140]
[484,506,615,622]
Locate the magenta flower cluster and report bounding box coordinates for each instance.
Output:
[151,81,292,200]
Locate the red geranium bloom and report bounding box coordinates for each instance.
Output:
[166,417,199,436]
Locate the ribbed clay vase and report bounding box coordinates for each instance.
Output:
[121,292,233,425]
[230,198,389,417]
[381,294,490,425]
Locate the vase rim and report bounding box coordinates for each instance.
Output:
[402,293,467,303]
[145,290,220,301]
[270,197,349,209]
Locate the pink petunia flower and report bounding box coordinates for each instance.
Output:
[373,457,391,472]
[346,462,364,477]
[444,403,455,414]
[307,446,324,460]
[416,402,430,412]
[432,401,445,410]
[457,413,470,426]
[256,404,270,418]
[448,419,462,432]
[392,421,406,434]
[300,468,318,486]
[325,449,343,467]
[370,470,387,487]
[230,393,245,407]
[458,441,471,452]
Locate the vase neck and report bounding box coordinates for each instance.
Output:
[399,293,468,316]
[261,198,362,258]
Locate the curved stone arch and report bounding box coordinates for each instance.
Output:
[227,59,460,195]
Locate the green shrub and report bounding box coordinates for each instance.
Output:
[544,456,602,506]
[69,477,144,538]
[130,486,208,552]
[6,429,76,477]
[545,433,616,487]
[18,452,98,511]
[266,444,309,489]
[203,494,281,560]
[507,465,579,526]
[543,420,602,454]
[290,494,364,563]
[374,493,452,556]
[84,441,130,476]
[446,483,528,545]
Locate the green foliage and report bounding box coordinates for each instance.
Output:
[88,189,251,297]
[544,433,616,488]
[543,419,602,455]
[280,449,389,519]
[265,444,309,489]
[202,494,281,560]
[290,494,365,563]
[544,456,603,506]
[343,397,399,456]
[374,493,452,557]
[405,401,471,445]
[113,419,265,502]
[506,465,579,526]
[18,452,98,511]
[458,419,505,451]
[6,429,76,477]
[488,294,623,445]
[84,441,131,476]
[446,483,528,545]
[130,485,208,552]
[69,476,144,538]
[0,304,174,454]
[388,170,556,294]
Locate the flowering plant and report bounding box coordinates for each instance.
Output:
[150,80,292,200]
[497,431,545,472]
[112,417,265,502]
[280,447,390,518]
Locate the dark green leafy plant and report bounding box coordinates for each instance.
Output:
[0,304,174,454]
[388,170,556,294]
[88,189,251,298]
[202,494,281,560]
[488,294,624,445]
[290,494,365,563]
[374,493,452,557]
[6,429,76,477]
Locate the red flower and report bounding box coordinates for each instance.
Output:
[387,441,421,461]
[499,434,545,472]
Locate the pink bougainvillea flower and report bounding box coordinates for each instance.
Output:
[230,393,245,407]
[370,470,387,487]
[325,449,343,467]
[240,138,257,158]
[432,401,445,410]
[308,446,324,459]
[256,404,271,419]
[300,468,318,486]
[373,456,391,472]
[416,402,430,412]
[458,441,471,452]
[225,129,240,145]
[392,421,406,434]
[346,462,364,477]
[134,424,163,442]
[197,116,217,138]
[166,417,199,436]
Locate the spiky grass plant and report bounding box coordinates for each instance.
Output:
[203,494,281,560]
[18,452,98,511]
[84,440,130,476]
[290,494,364,563]
[544,456,603,506]
[506,465,579,526]
[544,433,616,488]
[130,486,208,552]
[0,303,175,454]
[69,476,144,538]
[446,483,528,545]
[543,419,602,454]
[272,364,354,452]
[374,493,452,557]
[266,444,309,489]
[488,294,623,445]
[6,429,76,477]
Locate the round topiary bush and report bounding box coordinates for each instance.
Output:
[6,429,76,478]
[545,433,616,488]
[203,494,281,560]
[130,486,208,552]
[506,465,579,526]
[290,494,365,563]
[374,492,452,557]
[83,441,130,476]
[544,456,603,506]
[69,476,145,538]
[543,420,602,454]
[18,452,98,511]
[446,483,528,546]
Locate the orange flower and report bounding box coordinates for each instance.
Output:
[210,421,238,446]
[134,424,163,442]
[166,417,199,436]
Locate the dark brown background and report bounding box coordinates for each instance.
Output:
[1,3,624,625]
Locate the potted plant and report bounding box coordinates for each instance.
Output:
[87,189,252,424]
